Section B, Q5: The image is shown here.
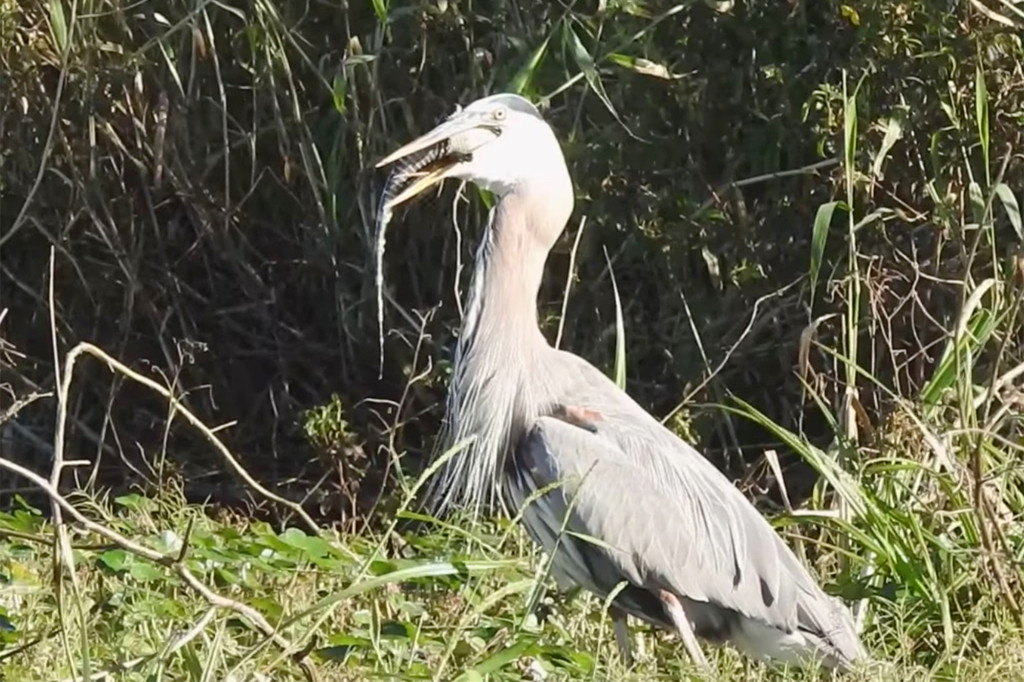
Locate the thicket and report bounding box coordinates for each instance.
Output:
[2,1,1024,680]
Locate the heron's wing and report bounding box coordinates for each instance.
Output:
[509,361,861,663]
[508,414,795,633]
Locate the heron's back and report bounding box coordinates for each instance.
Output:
[506,348,866,671]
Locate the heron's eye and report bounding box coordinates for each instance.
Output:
[491,107,507,121]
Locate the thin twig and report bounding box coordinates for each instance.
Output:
[690,158,840,218]
[0,391,52,427]
[660,280,801,425]
[58,342,328,540]
[49,247,90,681]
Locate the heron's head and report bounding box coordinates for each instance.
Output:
[376,93,572,211]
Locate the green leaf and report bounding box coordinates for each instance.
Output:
[331,72,347,114]
[839,4,861,26]
[114,493,149,511]
[477,187,494,210]
[994,183,1023,241]
[469,638,534,675]
[98,549,129,573]
[0,607,17,645]
[214,567,241,586]
[508,33,553,95]
[810,201,843,300]
[603,248,627,390]
[975,62,990,176]
[563,22,638,139]
[0,509,43,534]
[370,0,389,24]
[379,621,412,639]
[129,563,164,583]
[326,633,372,647]
[12,495,42,515]
[843,87,857,174]
[47,0,67,53]
[317,634,371,661]
[250,597,284,622]
[279,527,332,559]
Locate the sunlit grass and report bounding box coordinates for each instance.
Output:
[1,478,1023,681]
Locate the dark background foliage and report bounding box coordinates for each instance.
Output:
[2,0,1022,524]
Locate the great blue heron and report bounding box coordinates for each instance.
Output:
[374,93,867,673]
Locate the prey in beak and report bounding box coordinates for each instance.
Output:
[371,105,501,374]
[377,143,471,209]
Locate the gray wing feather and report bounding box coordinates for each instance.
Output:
[507,354,862,664]
[510,415,792,630]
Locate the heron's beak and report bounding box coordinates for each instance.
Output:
[376,114,480,168]
[375,111,495,208]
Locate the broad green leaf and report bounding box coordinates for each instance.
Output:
[469,638,534,675]
[129,562,165,582]
[325,633,371,647]
[0,509,43,534]
[279,527,333,559]
[379,621,412,638]
[214,567,241,586]
[317,634,370,661]
[477,187,494,210]
[250,597,284,622]
[810,201,843,299]
[98,549,129,572]
[114,493,149,510]
[453,672,484,682]
[47,0,67,53]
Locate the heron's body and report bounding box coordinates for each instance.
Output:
[375,93,867,672]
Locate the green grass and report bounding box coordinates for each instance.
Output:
[0,465,1023,682]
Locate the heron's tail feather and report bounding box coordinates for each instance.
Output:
[731,600,867,673]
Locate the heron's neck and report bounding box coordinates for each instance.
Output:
[475,195,553,335]
[435,187,570,512]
